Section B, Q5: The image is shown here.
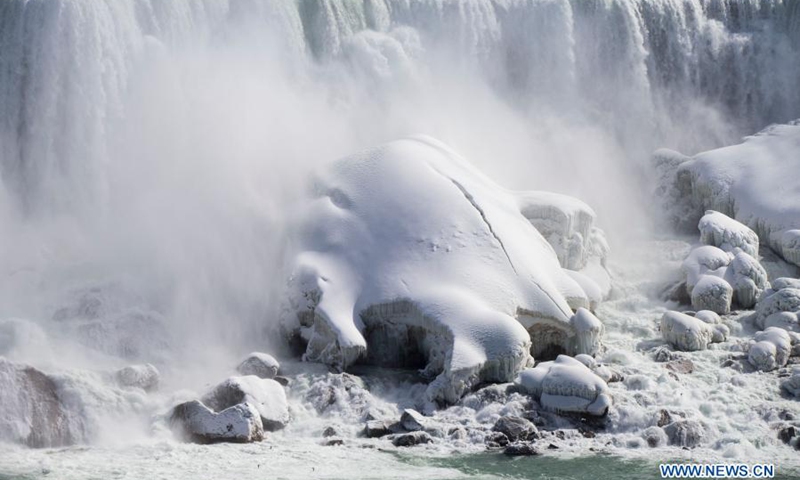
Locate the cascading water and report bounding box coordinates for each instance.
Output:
[1,1,800,478]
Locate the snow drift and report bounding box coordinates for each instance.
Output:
[281,136,605,404]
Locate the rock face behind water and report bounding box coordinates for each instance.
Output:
[169,400,264,444]
[0,359,80,448]
[202,376,290,431]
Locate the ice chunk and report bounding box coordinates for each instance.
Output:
[236,352,280,379]
[169,400,263,444]
[514,355,612,416]
[660,311,725,351]
[653,121,800,267]
[691,276,733,315]
[202,376,289,431]
[698,210,759,257]
[748,327,792,371]
[282,136,606,403]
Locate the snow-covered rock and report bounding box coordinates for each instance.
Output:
[169,400,263,444]
[653,121,800,267]
[660,311,727,352]
[0,359,80,447]
[282,136,606,404]
[400,409,427,432]
[236,352,280,379]
[755,282,800,329]
[682,245,730,294]
[691,276,733,315]
[492,415,538,442]
[114,364,159,391]
[748,327,792,371]
[202,376,290,431]
[724,251,768,308]
[698,210,759,258]
[514,355,612,416]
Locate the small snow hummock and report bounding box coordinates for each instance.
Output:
[660,311,728,352]
[748,327,793,372]
[169,400,264,444]
[202,376,290,431]
[281,136,606,404]
[652,121,800,268]
[236,352,280,379]
[514,355,612,416]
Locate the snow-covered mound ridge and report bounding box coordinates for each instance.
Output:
[678,212,768,313]
[281,136,606,404]
[653,121,800,267]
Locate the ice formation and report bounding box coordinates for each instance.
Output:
[514,355,612,416]
[659,311,727,352]
[282,136,605,404]
[114,364,159,391]
[678,212,769,312]
[236,352,280,379]
[654,122,800,267]
[755,280,800,329]
[201,376,290,431]
[169,400,264,444]
[747,327,793,372]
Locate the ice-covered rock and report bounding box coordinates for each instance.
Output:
[236,352,280,379]
[514,355,612,416]
[400,409,427,432]
[748,327,792,371]
[169,400,263,444]
[392,431,432,447]
[755,282,800,329]
[114,364,159,391]
[698,210,759,258]
[653,121,800,267]
[492,415,538,442]
[681,245,730,293]
[282,136,606,403]
[691,276,733,315]
[664,420,705,448]
[762,312,800,333]
[0,359,80,447]
[202,376,290,431]
[660,311,727,352]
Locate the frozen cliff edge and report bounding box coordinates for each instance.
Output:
[281,136,607,404]
[653,121,800,267]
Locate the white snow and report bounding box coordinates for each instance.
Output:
[514,354,612,416]
[655,121,800,267]
[282,136,605,404]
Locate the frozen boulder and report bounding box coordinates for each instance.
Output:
[660,311,727,352]
[761,311,800,332]
[392,431,432,447]
[698,210,759,258]
[691,276,733,315]
[115,364,159,391]
[682,245,730,293]
[0,359,80,447]
[664,420,705,448]
[282,136,605,404]
[236,352,280,379]
[202,376,289,431]
[492,415,538,442]
[514,355,612,416]
[748,327,792,371]
[400,409,427,432]
[169,400,263,444]
[755,282,800,328]
[724,251,768,308]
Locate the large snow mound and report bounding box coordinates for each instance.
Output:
[653,121,800,267]
[281,136,605,404]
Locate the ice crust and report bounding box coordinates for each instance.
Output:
[282,136,604,403]
[514,355,612,416]
[654,121,800,267]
